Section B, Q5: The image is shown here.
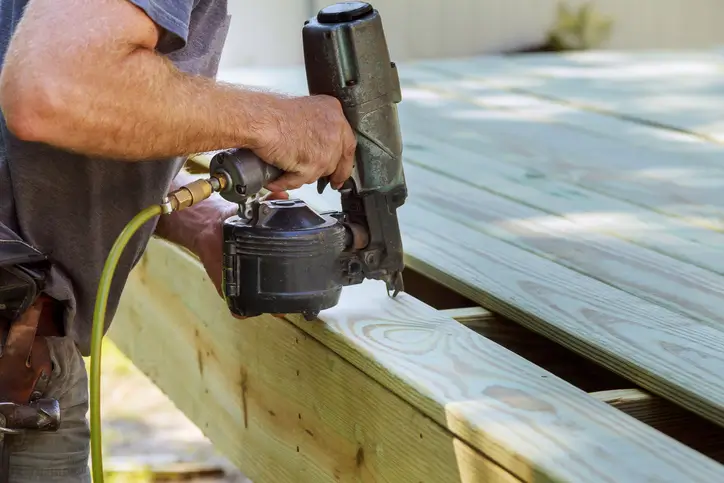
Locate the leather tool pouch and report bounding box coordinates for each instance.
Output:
[0,226,53,404]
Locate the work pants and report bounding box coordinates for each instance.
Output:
[5,336,91,482]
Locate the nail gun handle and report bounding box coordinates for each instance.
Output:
[209,149,283,204]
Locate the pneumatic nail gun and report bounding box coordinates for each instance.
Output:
[208,1,407,320]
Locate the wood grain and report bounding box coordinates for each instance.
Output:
[218,64,724,265]
[111,239,518,483]
[440,308,631,393]
[591,389,724,463]
[119,239,724,481]
[395,74,724,233]
[287,179,724,432]
[401,162,724,330]
[410,53,724,144]
[390,201,724,429]
[285,271,724,482]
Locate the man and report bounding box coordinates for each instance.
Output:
[0,0,356,481]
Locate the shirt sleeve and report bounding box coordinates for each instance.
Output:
[126,0,194,54]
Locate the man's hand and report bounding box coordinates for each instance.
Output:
[255,95,357,192]
[0,0,355,192]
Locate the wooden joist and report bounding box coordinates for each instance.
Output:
[111,240,724,482]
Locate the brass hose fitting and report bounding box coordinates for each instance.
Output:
[161,175,227,214]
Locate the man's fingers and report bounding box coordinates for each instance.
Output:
[330,154,354,189]
[266,191,289,200]
[330,134,356,188]
[265,172,309,192]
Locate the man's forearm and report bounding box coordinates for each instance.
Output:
[0,0,283,161]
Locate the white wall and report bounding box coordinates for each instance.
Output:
[218,0,724,69]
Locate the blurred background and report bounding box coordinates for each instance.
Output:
[98,1,724,481]
[219,0,723,68]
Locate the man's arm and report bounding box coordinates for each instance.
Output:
[0,0,356,191]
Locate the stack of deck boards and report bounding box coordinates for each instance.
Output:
[112,49,724,483]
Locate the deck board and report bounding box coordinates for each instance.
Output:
[395,64,724,232]
[110,52,724,480]
[215,63,724,429]
[112,240,724,483]
[412,50,724,143]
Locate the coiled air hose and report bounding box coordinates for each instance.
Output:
[89,175,224,482]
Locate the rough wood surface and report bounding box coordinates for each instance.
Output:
[111,240,517,483]
[216,64,724,431]
[398,60,724,232]
[591,389,724,463]
[402,162,724,330]
[112,240,724,482]
[291,172,724,432]
[411,52,724,144]
[440,307,630,392]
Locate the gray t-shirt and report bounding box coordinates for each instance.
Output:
[0,0,230,355]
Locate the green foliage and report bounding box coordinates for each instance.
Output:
[545,1,614,50]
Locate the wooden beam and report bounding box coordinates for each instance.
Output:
[112,239,724,482]
[440,306,495,324]
[111,241,517,483]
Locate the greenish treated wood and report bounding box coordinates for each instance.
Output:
[218,65,724,267]
[217,62,724,425]
[439,307,631,393]
[401,161,724,330]
[291,182,724,432]
[110,240,518,483]
[114,239,724,482]
[589,389,724,463]
[397,129,724,274]
[411,52,724,144]
[394,75,724,233]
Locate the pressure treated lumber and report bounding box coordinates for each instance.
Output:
[220,66,724,266]
[112,239,724,482]
[411,52,724,145]
[217,64,724,428]
[292,181,724,434]
[395,73,724,234]
[110,241,517,483]
[402,162,724,330]
[440,307,630,392]
[590,389,724,463]
[501,51,724,143]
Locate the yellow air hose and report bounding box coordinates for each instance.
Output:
[89,174,224,482]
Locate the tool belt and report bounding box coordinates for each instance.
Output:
[0,230,61,427]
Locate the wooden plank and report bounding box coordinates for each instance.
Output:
[401,161,724,330]
[219,65,724,264]
[111,240,517,483]
[590,389,724,463]
[396,127,724,275]
[215,63,724,427]
[440,306,495,326]
[394,71,724,233]
[502,51,724,143]
[440,307,631,393]
[112,239,724,482]
[411,52,724,143]
[292,181,724,432]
